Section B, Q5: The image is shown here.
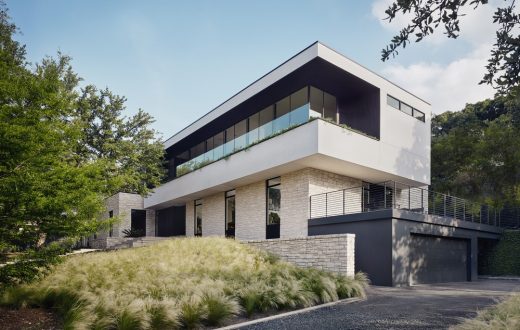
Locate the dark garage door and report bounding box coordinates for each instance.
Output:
[156,206,186,237]
[409,234,469,285]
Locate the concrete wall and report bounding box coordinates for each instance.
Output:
[246,234,355,277]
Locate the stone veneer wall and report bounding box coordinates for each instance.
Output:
[246,234,355,277]
[235,181,266,240]
[182,168,361,241]
[202,192,225,236]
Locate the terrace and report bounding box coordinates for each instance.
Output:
[309,181,520,229]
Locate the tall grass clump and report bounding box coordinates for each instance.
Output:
[455,293,520,330]
[1,237,368,329]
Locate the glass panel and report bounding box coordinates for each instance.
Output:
[258,106,274,140]
[274,97,290,133]
[310,86,323,118]
[323,92,337,122]
[400,102,413,116]
[267,185,281,225]
[387,95,400,109]
[226,196,235,230]
[247,112,260,145]
[213,131,224,160]
[204,136,214,162]
[224,126,234,155]
[190,141,205,159]
[290,87,308,111]
[195,201,202,236]
[413,109,425,122]
[290,103,309,126]
[234,119,247,150]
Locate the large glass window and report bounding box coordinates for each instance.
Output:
[258,105,274,140]
[310,86,324,118]
[290,87,309,126]
[234,119,247,150]
[194,199,202,236]
[213,131,224,159]
[323,91,337,121]
[247,112,260,145]
[267,177,281,225]
[224,126,235,154]
[225,190,235,238]
[274,96,290,133]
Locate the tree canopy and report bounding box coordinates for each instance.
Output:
[431,85,520,207]
[0,2,164,253]
[381,0,520,93]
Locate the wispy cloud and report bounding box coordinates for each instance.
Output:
[372,0,500,113]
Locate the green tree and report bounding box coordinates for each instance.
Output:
[0,2,164,286]
[431,86,520,207]
[381,0,520,93]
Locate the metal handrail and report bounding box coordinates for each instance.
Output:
[309,180,520,229]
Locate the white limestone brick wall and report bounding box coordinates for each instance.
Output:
[185,201,194,237]
[116,193,147,237]
[99,194,119,240]
[246,234,356,277]
[146,209,156,237]
[280,169,311,238]
[236,181,266,241]
[202,192,225,236]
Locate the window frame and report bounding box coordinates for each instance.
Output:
[266,177,281,226]
[194,199,202,236]
[225,190,236,238]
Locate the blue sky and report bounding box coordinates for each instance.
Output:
[7,0,498,139]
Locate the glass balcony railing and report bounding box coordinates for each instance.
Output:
[176,103,311,176]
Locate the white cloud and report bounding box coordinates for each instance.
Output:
[372,0,503,113]
[382,44,495,113]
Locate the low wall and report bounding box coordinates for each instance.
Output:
[89,237,169,249]
[245,234,355,277]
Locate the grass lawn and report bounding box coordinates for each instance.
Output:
[455,293,520,330]
[1,237,367,329]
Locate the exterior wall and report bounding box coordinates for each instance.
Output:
[309,209,502,286]
[116,193,146,237]
[235,181,266,240]
[202,192,225,236]
[246,234,355,277]
[146,209,156,237]
[185,202,194,237]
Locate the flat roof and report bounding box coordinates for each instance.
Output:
[164,41,431,149]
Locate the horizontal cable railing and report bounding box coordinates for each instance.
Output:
[309,181,520,229]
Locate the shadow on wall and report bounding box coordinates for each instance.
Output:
[393,117,429,185]
[392,228,470,286]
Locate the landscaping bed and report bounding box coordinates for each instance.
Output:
[1,237,367,329]
[455,293,520,330]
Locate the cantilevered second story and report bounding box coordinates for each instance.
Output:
[145,42,431,209]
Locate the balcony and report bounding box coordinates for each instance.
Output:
[310,181,520,229]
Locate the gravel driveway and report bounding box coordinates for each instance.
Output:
[237,279,520,330]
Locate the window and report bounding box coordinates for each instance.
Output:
[310,86,324,118]
[247,112,260,144]
[274,96,290,133]
[213,131,224,159]
[225,190,235,238]
[400,102,413,116]
[323,91,337,122]
[109,210,113,237]
[224,126,235,154]
[194,200,202,236]
[290,87,309,126]
[234,119,247,150]
[387,94,426,122]
[266,177,281,226]
[413,109,425,122]
[258,105,274,139]
[387,95,400,110]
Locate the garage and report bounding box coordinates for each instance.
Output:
[409,234,470,285]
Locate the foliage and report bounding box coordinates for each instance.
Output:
[0,239,75,291]
[381,0,520,93]
[431,85,520,207]
[0,2,164,287]
[479,230,520,276]
[122,228,145,238]
[455,293,520,330]
[0,237,368,329]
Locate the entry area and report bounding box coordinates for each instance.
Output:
[155,206,186,237]
[409,234,470,285]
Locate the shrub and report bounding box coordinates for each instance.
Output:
[479,230,520,276]
[1,237,368,328]
[455,293,520,330]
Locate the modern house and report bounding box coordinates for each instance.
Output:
[92,42,505,286]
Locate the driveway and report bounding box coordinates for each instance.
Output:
[238,279,520,330]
